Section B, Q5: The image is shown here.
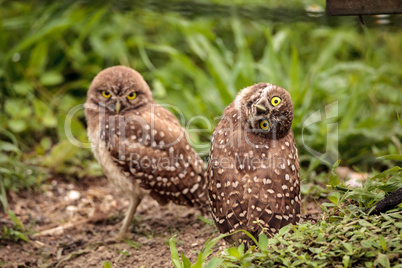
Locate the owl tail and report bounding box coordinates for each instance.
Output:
[224,229,261,251]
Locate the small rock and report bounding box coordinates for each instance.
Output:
[66,205,78,215]
[65,190,81,201]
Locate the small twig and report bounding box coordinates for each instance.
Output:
[373,210,402,219]
[32,206,109,237]
[343,219,361,227]
[31,218,91,237]
[27,239,45,248]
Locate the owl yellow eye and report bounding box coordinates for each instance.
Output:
[127,92,137,100]
[271,96,281,106]
[102,90,111,98]
[260,120,269,130]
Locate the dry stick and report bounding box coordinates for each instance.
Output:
[365,188,402,215]
[31,218,91,237]
[31,208,108,237]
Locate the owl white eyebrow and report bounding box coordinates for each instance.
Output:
[235,91,245,110]
[262,84,274,97]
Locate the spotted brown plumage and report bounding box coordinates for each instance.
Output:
[85,66,208,239]
[208,83,301,245]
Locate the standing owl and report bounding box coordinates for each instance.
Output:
[85,66,208,239]
[208,83,301,245]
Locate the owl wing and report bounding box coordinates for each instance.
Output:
[242,137,301,234]
[104,104,208,209]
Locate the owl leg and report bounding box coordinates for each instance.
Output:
[117,194,142,240]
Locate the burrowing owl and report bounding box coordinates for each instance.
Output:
[208,83,300,245]
[85,66,208,239]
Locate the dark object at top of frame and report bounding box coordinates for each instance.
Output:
[326,0,402,15]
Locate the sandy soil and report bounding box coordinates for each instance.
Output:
[0,176,321,268]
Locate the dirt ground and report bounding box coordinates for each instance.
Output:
[0,176,322,268]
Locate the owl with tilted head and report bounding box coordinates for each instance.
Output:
[208,83,301,246]
[85,66,209,239]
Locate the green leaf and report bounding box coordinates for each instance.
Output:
[42,114,57,127]
[0,142,21,154]
[328,191,341,205]
[8,119,27,133]
[378,154,402,161]
[378,176,402,192]
[13,81,33,95]
[342,255,350,268]
[29,42,48,74]
[343,242,353,253]
[237,243,244,256]
[8,210,25,231]
[258,233,268,251]
[227,247,239,258]
[359,220,373,227]
[103,261,112,268]
[329,160,341,187]
[191,253,203,268]
[361,240,373,248]
[322,202,337,208]
[40,71,64,86]
[11,230,29,242]
[205,257,223,268]
[375,253,390,268]
[169,235,181,268]
[43,140,78,169]
[309,248,322,254]
[278,224,292,236]
[371,166,402,180]
[182,253,191,268]
[379,235,387,251]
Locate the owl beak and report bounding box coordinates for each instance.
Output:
[115,101,121,114]
[253,104,267,112]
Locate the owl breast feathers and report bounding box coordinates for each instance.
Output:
[208,83,301,245]
[85,66,208,238]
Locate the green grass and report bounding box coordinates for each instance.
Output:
[0,0,401,265]
[170,163,402,267]
[1,2,400,163]
[171,208,402,267]
[0,210,30,243]
[0,129,44,211]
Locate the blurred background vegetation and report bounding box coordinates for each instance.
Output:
[0,0,401,207]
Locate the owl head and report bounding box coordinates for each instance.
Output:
[237,83,294,140]
[86,66,153,115]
